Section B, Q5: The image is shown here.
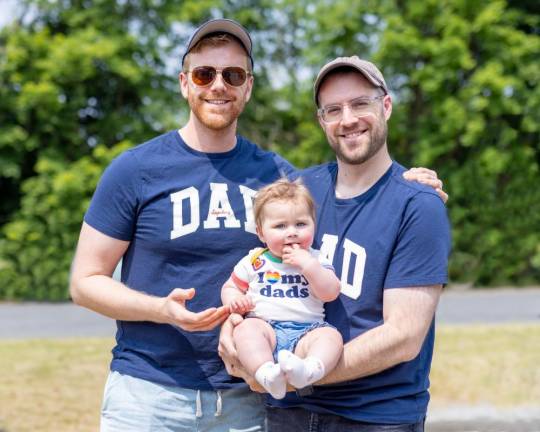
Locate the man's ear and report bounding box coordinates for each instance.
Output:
[383,94,392,121]
[179,72,189,99]
[243,74,254,103]
[317,112,326,131]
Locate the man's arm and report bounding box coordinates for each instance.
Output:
[318,284,442,385]
[70,222,229,331]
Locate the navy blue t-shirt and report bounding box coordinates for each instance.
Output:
[269,161,451,424]
[84,130,294,390]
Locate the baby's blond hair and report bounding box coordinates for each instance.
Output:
[253,178,315,227]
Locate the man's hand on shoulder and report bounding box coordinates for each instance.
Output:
[403,167,448,203]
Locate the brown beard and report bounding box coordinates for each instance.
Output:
[334,114,388,165]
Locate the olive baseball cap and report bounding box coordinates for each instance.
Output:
[182,18,253,68]
[314,55,388,105]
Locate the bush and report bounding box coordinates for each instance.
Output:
[0,142,131,300]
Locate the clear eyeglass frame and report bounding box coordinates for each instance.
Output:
[318,95,385,123]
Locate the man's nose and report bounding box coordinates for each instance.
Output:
[209,72,227,91]
[340,104,358,127]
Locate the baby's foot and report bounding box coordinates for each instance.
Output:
[255,361,287,399]
[278,350,325,389]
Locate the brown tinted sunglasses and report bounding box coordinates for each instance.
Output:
[187,66,251,87]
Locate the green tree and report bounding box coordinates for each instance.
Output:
[0,0,183,223]
[1,0,539,299]
[376,0,540,284]
[0,142,130,300]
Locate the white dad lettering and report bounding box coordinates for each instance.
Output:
[320,234,366,300]
[170,184,257,239]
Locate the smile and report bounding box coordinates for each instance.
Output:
[205,99,230,105]
[340,129,367,138]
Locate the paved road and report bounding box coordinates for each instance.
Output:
[1,287,539,339]
[435,286,540,324]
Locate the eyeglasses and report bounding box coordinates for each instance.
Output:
[318,95,385,123]
[187,66,251,87]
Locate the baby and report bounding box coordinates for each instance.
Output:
[221,178,343,399]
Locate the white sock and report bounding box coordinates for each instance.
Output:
[278,350,325,388]
[254,361,287,399]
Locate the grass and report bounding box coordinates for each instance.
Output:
[430,323,540,409]
[0,338,114,432]
[0,324,538,431]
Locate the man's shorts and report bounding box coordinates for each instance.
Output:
[100,371,265,432]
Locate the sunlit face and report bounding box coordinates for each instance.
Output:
[317,72,392,165]
[256,199,315,258]
[179,41,253,131]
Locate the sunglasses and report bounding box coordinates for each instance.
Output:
[187,66,251,87]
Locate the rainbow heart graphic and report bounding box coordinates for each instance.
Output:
[264,271,281,284]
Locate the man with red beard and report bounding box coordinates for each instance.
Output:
[70,19,291,432]
[71,18,446,432]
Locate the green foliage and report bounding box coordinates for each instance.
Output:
[376,0,540,284]
[1,0,539,299]
[0,143,131,300]
[0,0,180,223]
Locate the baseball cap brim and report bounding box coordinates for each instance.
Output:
[182,19,253,68]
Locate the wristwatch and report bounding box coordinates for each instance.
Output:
[295,385,314,397]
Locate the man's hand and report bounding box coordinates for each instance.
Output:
[218,314,265,392]
[282,244,314,270]
[403,167,448,203]
[159,288,229,332]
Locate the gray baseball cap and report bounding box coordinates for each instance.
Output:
[182,18,253,68]
[314,56,388,105]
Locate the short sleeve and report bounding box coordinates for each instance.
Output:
[384,192,451,288]
[231,253,255,292]
[84,150,141,241]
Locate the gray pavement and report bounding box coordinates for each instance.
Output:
[1,287,539,339]
[436,286,540,325]
[1,287,539,431]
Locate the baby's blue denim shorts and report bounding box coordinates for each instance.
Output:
[267,320,333,360]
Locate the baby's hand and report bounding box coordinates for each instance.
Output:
[282,244,314,270]
[229,296,255,315]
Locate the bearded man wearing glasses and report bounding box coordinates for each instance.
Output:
[222,56,451,432]
[70,18,447,432]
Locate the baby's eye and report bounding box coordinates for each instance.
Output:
[274,223,285,229]
[296,222,307,227]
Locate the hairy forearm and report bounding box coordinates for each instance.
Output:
[318,285,442,385]
[302,259,341,302]
[317,321,413,384]
[70,275,165,323]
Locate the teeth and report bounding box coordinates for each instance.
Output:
[206,100,228,104]
[342,131,365,138]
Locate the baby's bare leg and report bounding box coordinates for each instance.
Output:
[234,318,276,375]
[234,318,287,399]
[279,326,343,388]
[295,326,343,370]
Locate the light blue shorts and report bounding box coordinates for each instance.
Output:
[101,371,265,432]
[268,320,331,361]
